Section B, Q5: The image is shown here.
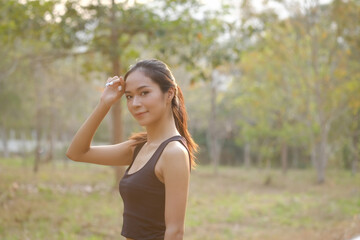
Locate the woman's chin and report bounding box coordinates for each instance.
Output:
[137,122,147,127]
[135,119,150,127]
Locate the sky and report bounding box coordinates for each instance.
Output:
[53,0,334,24]
[200,0,334,20]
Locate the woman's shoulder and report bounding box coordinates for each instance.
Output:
[160,140,190,170]
[163,140,188,157]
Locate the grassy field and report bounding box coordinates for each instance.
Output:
[0,158,359,240]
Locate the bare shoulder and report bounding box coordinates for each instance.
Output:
[164,141,188,156]
[160,141,190,171]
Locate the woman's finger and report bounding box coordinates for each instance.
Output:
[110,79,121,84]
[105,79,121,87]
[117,76,125,92]
[106,76,119,83]
[105,75,124,91]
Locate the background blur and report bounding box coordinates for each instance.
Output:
[1,0,359,239]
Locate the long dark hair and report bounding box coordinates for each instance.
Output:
[124,59,198,168]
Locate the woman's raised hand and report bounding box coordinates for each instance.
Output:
[100,76,125,107]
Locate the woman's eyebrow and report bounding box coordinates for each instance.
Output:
[125,85,151,94]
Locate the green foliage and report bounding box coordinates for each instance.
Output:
[0,0,359,175]
[224,0,360,174]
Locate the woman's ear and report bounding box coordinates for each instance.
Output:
[167,87,175,103]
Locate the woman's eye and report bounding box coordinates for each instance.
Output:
[126,95,132,100]
[141,91,149,96]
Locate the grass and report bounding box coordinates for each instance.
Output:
[0,158,359,240]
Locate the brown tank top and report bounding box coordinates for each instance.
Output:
[119,135,190,240]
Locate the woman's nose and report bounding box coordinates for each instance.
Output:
[132,95,141,106]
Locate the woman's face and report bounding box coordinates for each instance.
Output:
[125,70,171,126]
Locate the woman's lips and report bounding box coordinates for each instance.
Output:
[135,111,147,118]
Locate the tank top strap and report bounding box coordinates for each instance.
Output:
[133,142,145,160]
[126,142,146,173]
[148,135,190,171]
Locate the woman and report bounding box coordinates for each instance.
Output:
[66,59,198,240]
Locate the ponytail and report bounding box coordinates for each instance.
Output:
[129,132,147,146]
[171,86,198,168]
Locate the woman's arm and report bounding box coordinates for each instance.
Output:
[66,77,133,166]
[161,141,190,240]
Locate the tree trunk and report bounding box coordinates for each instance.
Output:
[352,150,358,176]
[46,129,55,167]
[312,143,322,184]
[256,152,261,168]
[21,132,27,166]
[266,157,271,170]
[34,63,44,173]
[281,142,288,175]
[314,124,330,184]
[62,133,69,169]
[210,137,221,174]
[110,0,125,189]
[244,142,251,168]
[352,133,359,176]
[208,73,221,174]
[292,147,299,168]
[111,100,125,187]
[44,107,55,165]
[34,110,42,173]
[1,127,9,158]
[310,138,317,168]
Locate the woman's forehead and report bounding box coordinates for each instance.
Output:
[125,70,156,91]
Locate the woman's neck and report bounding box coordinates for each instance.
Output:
[145,111,179,145]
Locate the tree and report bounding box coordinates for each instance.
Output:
[235,0,360,182]
[82,0,217,184]
[152,2,238,173]
[0,0,86,170]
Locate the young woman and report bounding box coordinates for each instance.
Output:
[66,59,198,240]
